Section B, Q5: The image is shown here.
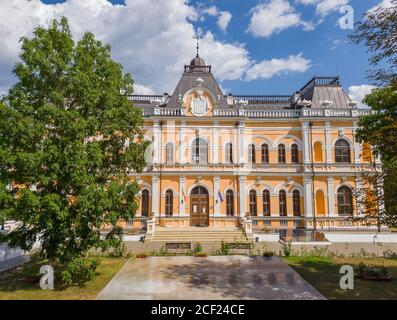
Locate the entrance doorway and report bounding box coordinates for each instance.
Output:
[190,186,209,227]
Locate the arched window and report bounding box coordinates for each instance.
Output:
[249,190,257,216]
[192,138,208,164]
[314,141,323,162]
[226,190,234,216]
[335,139,351,163]
[262,190,271,216]
[248,144,256,164]
[225,143,233,164]
[293,190,301,216]
[279,190,287,216]
[278,144,286,164]
[261,144,269,164]
[166,143,173,164]
[141,189,149,217]
[165,189,173,216]
[291,144,299,163]
[337,186,353,216]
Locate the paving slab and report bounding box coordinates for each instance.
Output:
[97,256,324,300]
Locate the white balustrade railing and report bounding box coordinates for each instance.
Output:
[142,107,373,118]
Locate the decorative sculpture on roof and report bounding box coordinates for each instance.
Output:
[290,91,312,109]
[234,98,248,107]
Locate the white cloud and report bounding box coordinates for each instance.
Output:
[133,83,156,95]
[348,85,376,108]
[217,11,232,32]
[0,0,245,94]
[201,6,232,32]
[0,0,311,95]
[247,0,312,38]
[297,0,351,17]
[245,53,311,81]
[204,6,218,16]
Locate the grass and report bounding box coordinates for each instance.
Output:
[0,257,127,300]
[284,256,397,300]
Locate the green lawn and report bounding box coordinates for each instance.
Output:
[0,257,127,300]
[284,256,397,300]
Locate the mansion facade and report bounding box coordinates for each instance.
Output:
[125,54,380,238]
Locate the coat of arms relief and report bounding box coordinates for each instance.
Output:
[190,90,209,116]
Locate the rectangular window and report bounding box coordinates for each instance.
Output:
[225,143,233,164]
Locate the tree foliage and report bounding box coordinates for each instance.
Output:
[0,17,148,263]
[355,84,397,228]
[350,0,397,85]
[350,2,397,227]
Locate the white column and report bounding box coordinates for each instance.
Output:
[304,176,313,217]
[212,121,219,164]
[302,122,310,164]
[153,120,160,164]
[151,175,159,218]
[179,120,186,164]
[325,121,332,163]
[353,121,361,164]
[238,176,246,218]
[327,177,335,217]
[238,122,245,164]
[214,176,221,216]
[179,176,186,216]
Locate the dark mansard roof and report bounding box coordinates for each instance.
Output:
[129,55,354,110]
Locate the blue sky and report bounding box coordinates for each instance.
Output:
[0,0,391,103]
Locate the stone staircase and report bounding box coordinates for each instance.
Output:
[149,226,248,243]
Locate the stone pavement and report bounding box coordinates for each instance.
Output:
[97,256,324,300]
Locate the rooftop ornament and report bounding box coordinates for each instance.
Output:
[320,100,333,107]
[150,94,169,107]
[348,101,358,108]
[298,99,312,108]
[234,98,249,107]
[196,77,204,87]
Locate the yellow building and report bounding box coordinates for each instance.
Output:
[126,54,380,241]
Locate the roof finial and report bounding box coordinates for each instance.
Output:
[193,33,202,58]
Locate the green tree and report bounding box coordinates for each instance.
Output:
[350,2,397,227]
[355,88,397,228]
[0,17,148,263]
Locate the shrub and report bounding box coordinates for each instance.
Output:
[61,256,99,286]
[192,243,203,255]
[355,262,390,278]
[216,241,230,256]
[281,240,292,257]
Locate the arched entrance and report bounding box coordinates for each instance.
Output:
[190,186,209,227]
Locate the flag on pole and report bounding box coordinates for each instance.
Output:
[182,188,187,203]
[218,190,224,203]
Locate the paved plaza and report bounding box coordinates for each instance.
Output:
[97,256,325,300]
